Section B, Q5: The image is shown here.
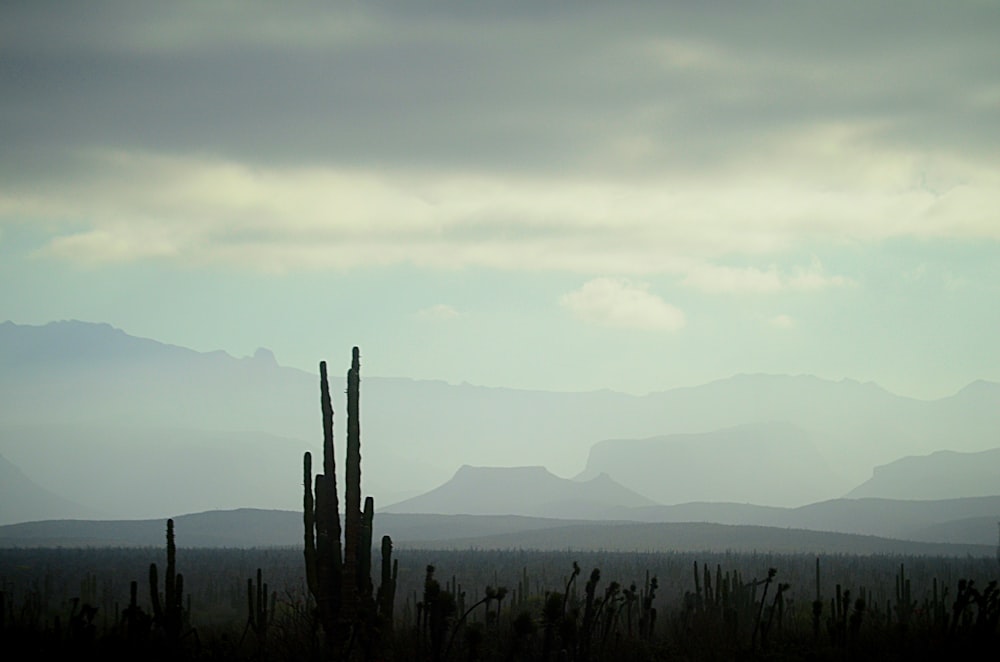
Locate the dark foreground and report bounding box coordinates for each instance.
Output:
[1,546,998,660]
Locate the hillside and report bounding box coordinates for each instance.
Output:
[630,496,1000,545]
[0,509,992,556]
[4,320,1000,521]
[383,465,656,518]
[397,521,994,556]
[848,447,1000,500]
[0,426,311,522]
[578,422,848,506]
[0,452,97,524]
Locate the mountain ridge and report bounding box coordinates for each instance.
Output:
[848,447,1000,500]
[1,507,995,556]
[383,464,657,518]
[4,320,1000,522]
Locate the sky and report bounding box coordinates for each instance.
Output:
[2,1,999,400]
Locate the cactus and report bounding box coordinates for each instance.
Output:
[376,535,398,628]
[693,561,703,613]
[342,347,363,621]
[638,572,657,640]
[149,518,185,642]
[580,568,600,660]
[303,347,395,655]
[894,563,915,628]
[359,496,375,602]
[444,584,508,659]
[812,557,823,644]
[421,565,456,662]
[244,567,274,654]
[121,580,150,642]
[750,568,776,651]
[848,596,866,644]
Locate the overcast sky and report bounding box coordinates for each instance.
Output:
[2,1,999,399]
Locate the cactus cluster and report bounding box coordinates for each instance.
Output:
[303,347,395,656]
[685,561,756,636]
[244,567,274,654]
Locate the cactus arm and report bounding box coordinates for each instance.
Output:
[341,347,362,619]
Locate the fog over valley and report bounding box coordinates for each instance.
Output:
[4,6,1000,656]
[2,320,999,553]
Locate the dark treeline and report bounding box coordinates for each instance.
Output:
[2,544,999,660]
[3,545,997,619]
[3,349,998,659]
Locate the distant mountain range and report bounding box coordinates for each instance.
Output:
[3,320,1000,527]
[578,422,849,506]
[848,447,1000,500]
[0,507,994,556]
[382,465,656,519]
[0,452,97,523]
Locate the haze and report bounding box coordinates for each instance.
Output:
[2,2,998,400]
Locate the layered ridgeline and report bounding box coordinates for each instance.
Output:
[382,465,657,519]
[3,320,1000,523]
[2,499,998,550]
[0,452,97,523]
[576,422,849,506]
[848,446,1000,500]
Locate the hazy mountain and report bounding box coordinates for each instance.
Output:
[0,510,605,548]
[1,508,993,556]
[0,509,302,548]
[0,425,311,520]
[908,516,1000,547]
[629,495,1000,545]
[847,448,1000,500]
[578,422,849,506]
[4,320,1000,521]
[382,465,657,518]
[0,453,97,525]
[398,521,994,556]
[0,320,317,439]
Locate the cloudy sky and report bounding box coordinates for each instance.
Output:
[2,1,999,399]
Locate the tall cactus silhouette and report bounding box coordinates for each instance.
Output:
[377,535,398,628]
[342,347,363,620]
[303,347,395,655]
[149,518,185,642]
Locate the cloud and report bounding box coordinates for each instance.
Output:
[560,278,685,331]
[682,261,853,294]
[3,3,1000,173]
[769,314,796,329]
[416,304,461,320]
[3,4,1000,275]
[4,148,999,275]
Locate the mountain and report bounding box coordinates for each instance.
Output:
[0,320,317,439]
[0,452,97,525]
[1,509,994,556]
[382,465,657,518]
[578,422,849,507]
[847,448,1000,500]
[0,425,310,521]
[628,495,1000,545]
[4,320,1000,521]
[400,521,994,556]
[0,510,607,548]
[0,509,302,547]
[908,516,1000,547]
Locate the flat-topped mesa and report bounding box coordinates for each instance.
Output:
[302,347,395,653]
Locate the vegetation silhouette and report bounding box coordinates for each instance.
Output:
[303,347,397,659]
[2,348,1000,659]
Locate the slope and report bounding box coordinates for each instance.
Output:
[382,465,657,518]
